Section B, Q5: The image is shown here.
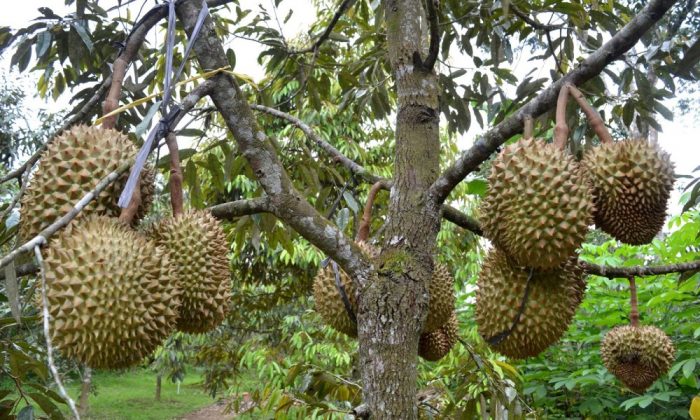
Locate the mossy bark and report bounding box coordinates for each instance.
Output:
[356,1,441,418]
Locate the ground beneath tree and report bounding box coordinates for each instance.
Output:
[178,393,254,419]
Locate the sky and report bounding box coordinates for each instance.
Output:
[0,0,698,215]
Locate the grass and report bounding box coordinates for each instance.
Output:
[5,368,218,420]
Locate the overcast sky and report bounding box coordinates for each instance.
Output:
[1,0,697,215]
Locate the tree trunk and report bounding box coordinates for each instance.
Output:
[78,366,91,416]
[357,1,441,418]
[155,374,162,401]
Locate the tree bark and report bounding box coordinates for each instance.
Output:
[78,366,91,416]
[155,374,162,402]
[355,1,441,418]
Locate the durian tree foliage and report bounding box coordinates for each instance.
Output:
[1,0,700,418]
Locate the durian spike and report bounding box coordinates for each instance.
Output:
[629,275,640,327]
[566,83,614,144]
[165,132,184,216]
[357,180,388,242]
[523,114,534,140]
[554,84,570,150]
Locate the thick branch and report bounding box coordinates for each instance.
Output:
[0,262,38,280]
[177,0,369,283]
[431,0,680,203]
[250,104,380,183]
[441,204,483,236]
[208,197,272,219]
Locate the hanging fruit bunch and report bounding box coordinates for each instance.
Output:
[601,276,675,392]
[476,86,591,359]
[313,181,458,361]
[24,125,231,369]
[569,84,676,245]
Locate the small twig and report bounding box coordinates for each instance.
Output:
[510,5,566,31]
[629,275,639,327]
[357,180,388,242]
[289,0,357,55]
[566,83,614,144]
[0,170,31,223]
[545,30,565,74]
[554,84,570,149]
[35,245,80,420]
[250,104,381,183]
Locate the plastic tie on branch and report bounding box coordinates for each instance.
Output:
[118,0,210,208]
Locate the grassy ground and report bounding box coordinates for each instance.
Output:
[5,368,218,420]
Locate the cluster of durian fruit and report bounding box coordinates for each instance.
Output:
[21,125,231,369]
[475,84,676,393]
[313,242,459,361]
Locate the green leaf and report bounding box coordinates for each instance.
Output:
[343,191,359,214]
[35,31,52,59]
[28,392,63,419]
[18,405,34,420]
[70,22,93,51]
[683,359,697,378]
[465,179,487,196]
[335,208,350,230]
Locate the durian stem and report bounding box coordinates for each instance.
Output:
[165,132,184,217]
[629,275,640,327]
[357,180,389,242]
[101,55,129,129]
[118,178,142,225]
[523,114,534,140]
[566,83,614,144]
[554,84,570,149]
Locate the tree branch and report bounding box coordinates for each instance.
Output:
[430,0,680,204]
[289,0,357,55]
[581,260,700,278]
[250,104,380,183]
[176,0,370,284]
[440,204,700,278]
[510,5,566,31]
[208,197,272,219]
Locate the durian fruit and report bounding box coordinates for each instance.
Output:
[313,242,378,337]
[601,325,675,393]
[475,248,585,359]
[480,138,593,269]
[150,210,231,333]
[313,243,455,336]
[43,216,178,369]
[581,140,674,245]
[423,263,455,333]
[419,313,458,361]
[19,125,155,240]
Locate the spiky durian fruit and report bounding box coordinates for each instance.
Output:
[601,325,675,393]
[582,140,674,245]
[313,242,378,337]
[313,243,455,336]
[43,216,178,369]
[150,210,231,333]
[19,125,154,240]
[423,263,455,333]
[475,248,585,359]
[419,313,458,361]
[480,138,593,269]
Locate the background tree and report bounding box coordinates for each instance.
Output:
[0,0,699,418]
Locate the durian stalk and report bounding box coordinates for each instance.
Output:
[566,83,614,144]
[523,114,534,140]
[165,132,184,216]
[358,180,388,242]
[629,275,640,327]
[554,84,571,149]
